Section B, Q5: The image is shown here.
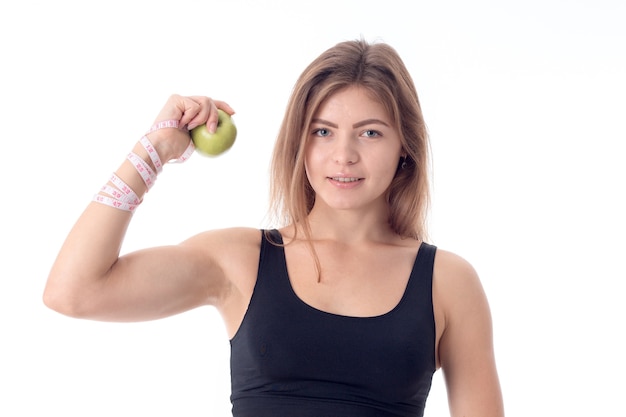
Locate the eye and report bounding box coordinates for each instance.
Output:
[362,129,382,138]
[312,128,331,137]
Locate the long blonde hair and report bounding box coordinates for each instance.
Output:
[269,39,430,242]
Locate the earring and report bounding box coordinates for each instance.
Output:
[401,157,408,170]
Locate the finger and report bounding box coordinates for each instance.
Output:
[185,96,216,131]
[201,99,235,133]
[213,100,236,115]
[178,97,205,130]
[204,103,220,134]
[188,96,235,115]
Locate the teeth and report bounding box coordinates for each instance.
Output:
[331,177,360,182]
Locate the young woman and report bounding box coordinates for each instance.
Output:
[44,39,504,417]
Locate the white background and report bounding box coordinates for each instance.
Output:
[1,0,624,415]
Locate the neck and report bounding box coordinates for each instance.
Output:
[301,203,397,244]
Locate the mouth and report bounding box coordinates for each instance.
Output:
[328,177,362,183]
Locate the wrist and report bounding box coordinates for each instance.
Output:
[145,130,194,164]
[92,119,193,211]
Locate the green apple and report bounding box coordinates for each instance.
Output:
[190,109,237,157]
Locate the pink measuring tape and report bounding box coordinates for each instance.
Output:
[93,119,195,211]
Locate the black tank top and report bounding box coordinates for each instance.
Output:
[230,230,436,417]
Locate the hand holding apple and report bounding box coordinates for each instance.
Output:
[190,109,237,157]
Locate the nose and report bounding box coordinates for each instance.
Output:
[332,135,359,165]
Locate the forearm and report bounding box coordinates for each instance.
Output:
[44,143,152,315]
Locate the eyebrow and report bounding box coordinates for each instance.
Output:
[311,118,390,129]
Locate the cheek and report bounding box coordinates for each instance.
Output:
[304,145,323,177]
[378,154,404,184]
[304,149,317,186]
[372,146,402,168]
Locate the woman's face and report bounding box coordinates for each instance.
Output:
[305,86,404,214]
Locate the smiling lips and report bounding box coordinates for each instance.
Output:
[328,176,363,184]
[328,177,364,188]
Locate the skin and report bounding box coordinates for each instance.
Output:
[44,89,504,416]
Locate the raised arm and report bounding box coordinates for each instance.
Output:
[43,95,243,322]
[434,250,505,417]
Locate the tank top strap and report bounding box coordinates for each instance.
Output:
[409,242,437,294]
[253,229,291,298]
[391,241,437,320]
[264,229,284,246]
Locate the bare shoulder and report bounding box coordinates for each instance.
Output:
[432,247,493,350]
[179,227,264,335]
[180,226,263,266]
[433,248,485,303]
[181,226,263,291]
[182,226,263,247]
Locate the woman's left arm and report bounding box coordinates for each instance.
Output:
[434,250,505,417]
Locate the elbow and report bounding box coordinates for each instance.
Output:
[42,286,76,318]
[42,277,92,319]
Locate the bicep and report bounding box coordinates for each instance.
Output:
[435,251,505,417]
[97,242,224,322]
